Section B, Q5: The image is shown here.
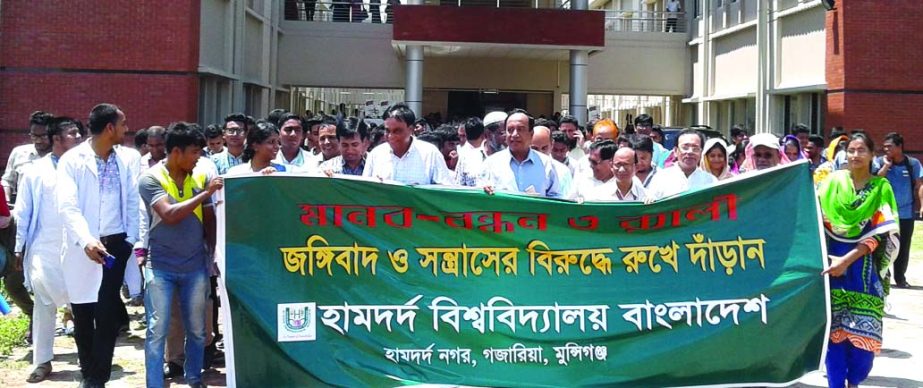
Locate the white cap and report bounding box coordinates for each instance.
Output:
[483,111,508,127]
[748,133,780,150]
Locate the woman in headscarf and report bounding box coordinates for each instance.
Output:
[781,134,804,162]
[818,132,900,388]
[813,134,850,184]
[739,133,790,173]
[700,137,734,180]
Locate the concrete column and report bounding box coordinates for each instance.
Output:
[405,45,424,117]
[569,50,589,126]
[755,0,771,133]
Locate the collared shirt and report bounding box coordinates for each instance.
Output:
[205,146,226,157]
[140,153,164,172]
[1,143,42,200]
[455,143,490,186]
[647,165,717,200]
[567,146,586,163]
[573,174,619,201]
[639,164,658,188]
[478,148,562,198]
[211,149,245,175]
[363,138,452,185]
[274,148,321,173]
[615,176,648,202]
[873,155,923,219]
[320,155,366,176]
[96,152,124,236]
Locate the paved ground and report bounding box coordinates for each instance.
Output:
[1,223,922,387]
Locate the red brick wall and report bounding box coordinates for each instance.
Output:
[826,0,923,155]
[0,0,201,169]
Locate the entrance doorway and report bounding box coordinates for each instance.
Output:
[447,90,527,120]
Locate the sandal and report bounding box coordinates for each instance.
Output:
[26,362,52,383]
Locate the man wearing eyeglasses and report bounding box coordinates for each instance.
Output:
[210,113,249,175]
[645,128,716,202]
[2,111,54,203]
[572,140,619,201]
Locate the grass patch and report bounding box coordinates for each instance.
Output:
[912,221,923,262]
[0,280,30,356]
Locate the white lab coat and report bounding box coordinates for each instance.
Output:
[13,156,69,306]
[57,141,140,304]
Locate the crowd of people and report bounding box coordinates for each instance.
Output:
[0,101,920,388]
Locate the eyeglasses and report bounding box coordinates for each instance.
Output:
[224,129,245,135]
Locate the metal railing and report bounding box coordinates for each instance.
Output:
[284,0,396,23]
[283,0,688,35]
[603,10,687,33]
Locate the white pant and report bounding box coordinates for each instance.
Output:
[31,280,57,365]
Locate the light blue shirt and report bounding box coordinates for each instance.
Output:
[873,155,923,219]
[478,149,562,198]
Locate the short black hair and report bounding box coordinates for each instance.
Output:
[634,114,653,127]
[884,132,904,147]
[534,118,552,128]
[435,125,460,143]
[337,117,370,141]
[677,128,705,148]
[464,117,485,140]
[630,134,654,154]
[134,128,149,148]
[551,130,567,145]
[267,108,287,127]
[590,140,618,160]
[224,113,249,129]
[417,132,443,149]
[849,132,874,152]
[808,134,825,149]
[29,111,53,128]
[829,127,846,140]
[385,102,416,126]
[651,125,663,137]
[369,124,386,145]
[793,123,810,135]
[558,115,579,127]
[165,122,206,153]
[506,108,535,131]
[278,112,305,131]
[88,103,121,135]
[47,116,81,145]
[730,125,747,138]
[204,124,223,140]
[413,117,428,127]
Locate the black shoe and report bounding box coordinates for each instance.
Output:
[164,361,184,379]
[189,383,207,388]
[896,280,911,288]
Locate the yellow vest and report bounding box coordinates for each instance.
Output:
[152,165,208,222]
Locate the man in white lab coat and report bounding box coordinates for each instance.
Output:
[14,116,85,383]
[57,103,140,388]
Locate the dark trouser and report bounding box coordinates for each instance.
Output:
[71,235,131,385]
[666,17,678,32]
[211,275,220,341]
[0,217,34,317]
[895,218,915,284]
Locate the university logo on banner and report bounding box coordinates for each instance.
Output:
[277,303,316,342]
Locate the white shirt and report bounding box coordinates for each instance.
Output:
[363,138,452,185]
[573,175,620,201]
[58,140,140,304]
[2,143,42,199]
[615,176,648,202]
[274,148,321,173]
[455,142,490,187]
[646,165,717,200]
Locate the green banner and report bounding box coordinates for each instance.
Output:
[220,162,828,387]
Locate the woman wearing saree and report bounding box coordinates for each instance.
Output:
[818,133,900,388]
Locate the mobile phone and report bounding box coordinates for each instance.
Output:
[103,254,116,269]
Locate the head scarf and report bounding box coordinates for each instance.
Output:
[741,133,790,172]
[818,170,899,239]
[700,138,733,180]
[825,135,848,162]
[781,135,804,161]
